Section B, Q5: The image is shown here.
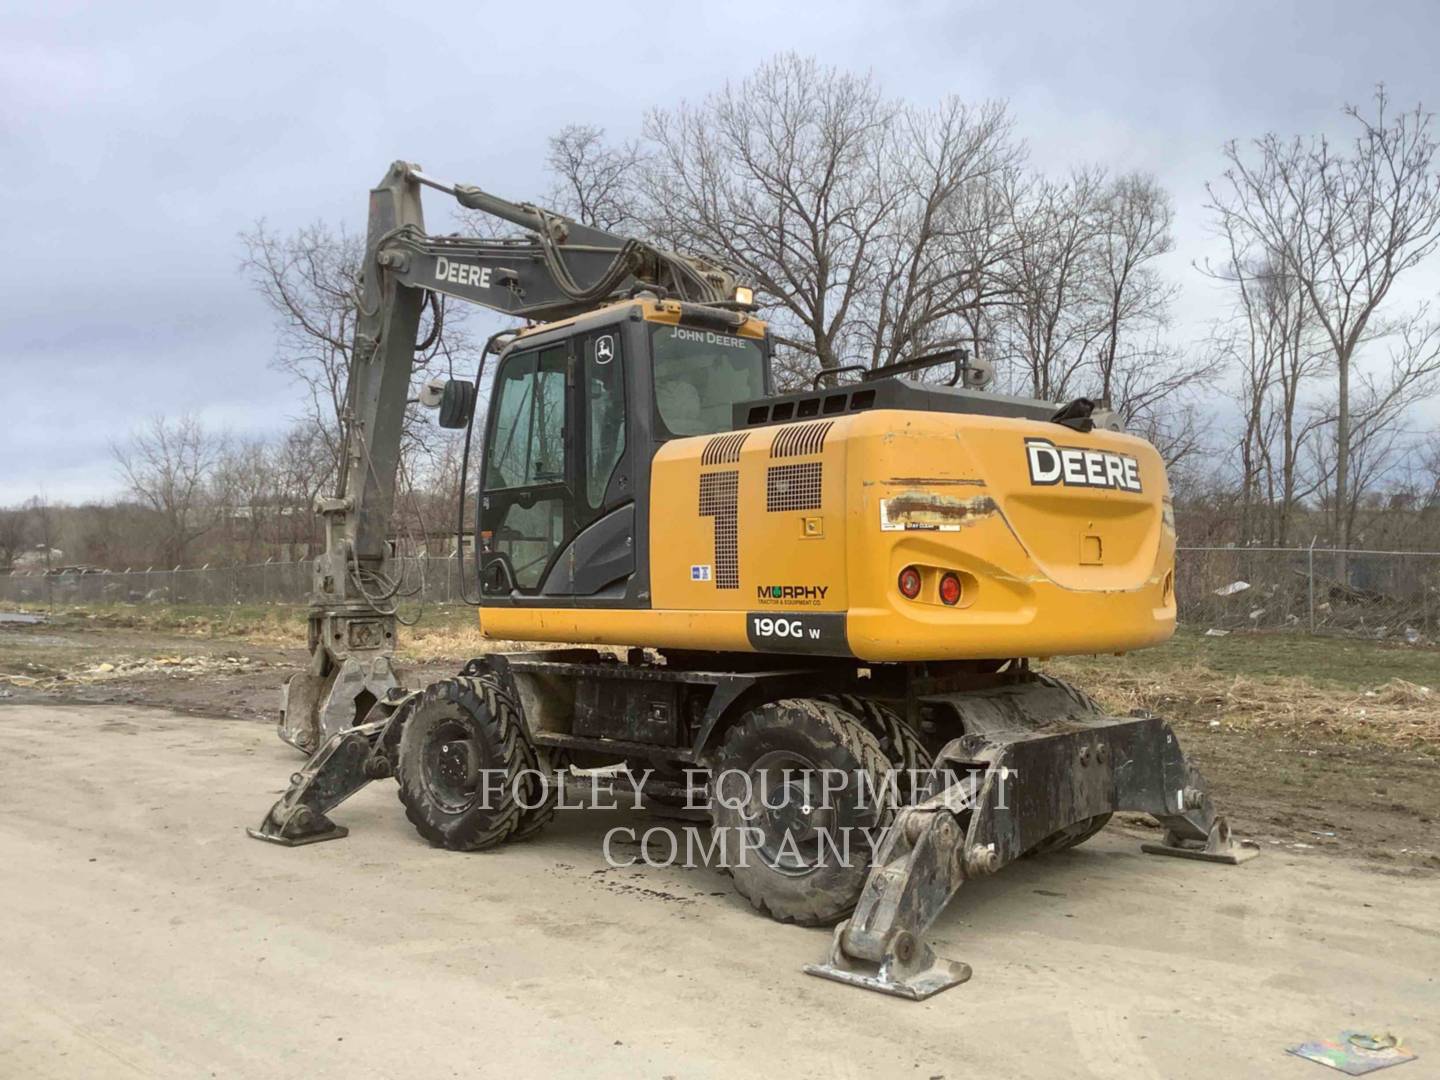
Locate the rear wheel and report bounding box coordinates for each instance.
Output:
[710,698,893,926]
[821,694,933,803]
[396,676,529,851]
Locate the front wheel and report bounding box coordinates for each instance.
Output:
[396,677,531,851]
[710,698,893,926]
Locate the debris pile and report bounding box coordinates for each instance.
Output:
[1088,668,1439,748]
[1,654,266,688]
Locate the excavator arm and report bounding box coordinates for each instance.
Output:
[279,161,746,751]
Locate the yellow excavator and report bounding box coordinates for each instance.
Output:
[250,162,1255,1000]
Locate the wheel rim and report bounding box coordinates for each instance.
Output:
[421,716,485,814]
[743,749,841,877]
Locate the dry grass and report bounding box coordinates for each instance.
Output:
[13,602,307,645]
[16,603,1437,748]
[1055,658,1440,748]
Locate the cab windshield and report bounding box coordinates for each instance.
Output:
[650,324,766,437]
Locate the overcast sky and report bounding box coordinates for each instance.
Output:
[4,0,1438,503]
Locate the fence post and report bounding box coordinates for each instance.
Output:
[1307,536,1317,634]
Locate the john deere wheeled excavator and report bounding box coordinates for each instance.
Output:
[250,161,1256,1000]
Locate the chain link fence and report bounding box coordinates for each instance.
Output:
[3,548,1438,640]
[0,557,474,608]
[1175,547,1439,639]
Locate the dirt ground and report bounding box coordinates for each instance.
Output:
[2,701,1437,1079]
[2,610,1439,1075]
[3,610,1437,868]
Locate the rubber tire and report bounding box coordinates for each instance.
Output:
[397,676,527,851]
[507,744,571,844]
[821,694,934,803]
[1033,672,1106,717]
[711,698,893,927]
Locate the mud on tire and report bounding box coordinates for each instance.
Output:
[820,693,934,803]
[397,676,529,851]
[710,698,893,927]
[507,743,571,844]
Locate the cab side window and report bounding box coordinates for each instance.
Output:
[486,346,567,490]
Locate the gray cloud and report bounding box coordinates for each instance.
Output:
[3,0,1437,502]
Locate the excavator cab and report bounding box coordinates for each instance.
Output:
[473,301,770,608]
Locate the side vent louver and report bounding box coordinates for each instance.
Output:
[770,420,834,458]
[701,431,749,466]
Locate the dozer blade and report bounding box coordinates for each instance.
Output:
[249,690,416,846]
[806,711,1257,1000]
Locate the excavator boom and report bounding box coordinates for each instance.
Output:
[279,161,747,751]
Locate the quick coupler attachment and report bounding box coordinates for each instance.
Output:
[248,690,415,846]
[806,712,1258,999]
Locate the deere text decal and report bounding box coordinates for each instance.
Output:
[1025,437,1141,493]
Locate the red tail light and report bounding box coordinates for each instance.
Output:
[897,566,922,599]
[939,572,962,606]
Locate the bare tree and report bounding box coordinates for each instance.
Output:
[546,124,645,232]
[239,221,466,483]
[1092,174,1179,404]
[213,437,279,564]
[1209,87,1440,554]
[272,422,336,558]
[856,97,1020,369]
[0,507,29,571]
[642,54,899,382]
[1203,227,1328,544]
[111,414,224,567]
[1308,310,1440,541]
[993,168,1108,400]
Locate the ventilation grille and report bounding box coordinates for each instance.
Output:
[771,420,834,458]
[701,431,749,466]
[766,462,823,512]
[746,391,875,427]
[698,470,739,589]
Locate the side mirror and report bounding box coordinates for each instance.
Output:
[436,379,477,429]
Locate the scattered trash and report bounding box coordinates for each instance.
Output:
[78,655,264,680]
[1292,842,1313,849]
[1214,580,1251,597]
[1312,831,1337,838]
[1403,627,1422,645]
[1208,719,1221,727]
[1287,1030,1417,1074]
[1248,607,1266,621]
[1204,628,1230,637]
[5,655,266,688]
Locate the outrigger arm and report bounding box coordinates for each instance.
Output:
[806,709,1257,999]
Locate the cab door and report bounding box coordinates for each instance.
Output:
[478,341,574,597]
[478,327,636,602]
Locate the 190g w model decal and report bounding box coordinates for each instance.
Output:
[1025,437,1141,493]
[745,612,849,655]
